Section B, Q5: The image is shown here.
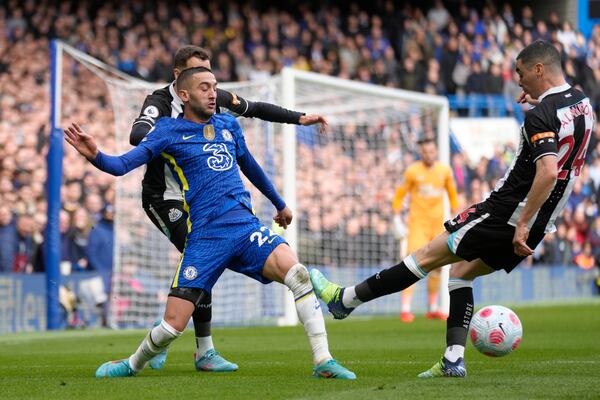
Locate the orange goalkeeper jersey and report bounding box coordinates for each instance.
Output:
[392,160,458,225]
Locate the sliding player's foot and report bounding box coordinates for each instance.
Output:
[309,269,354,320]
[194,349,239,372]
[417,356,466,378]
[312,359,356,380]
[95,359,136,378]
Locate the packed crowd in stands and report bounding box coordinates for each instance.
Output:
[0,0,599,276]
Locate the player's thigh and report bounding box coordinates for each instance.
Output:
[450,258,495,281]
[173,231,231,293]
[413,231,463,273]
[230,219,289,284]
[262,243,299,283]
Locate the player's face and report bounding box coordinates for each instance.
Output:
[182,72,217,119]
[515,59,543,98]
[419,142,438,166]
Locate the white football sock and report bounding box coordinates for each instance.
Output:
[129,320,182,371]
[444,345,465,363]
[284,264,332,365]
[195,336,214,358]
[342,285,363,308]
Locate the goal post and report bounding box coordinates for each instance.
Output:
[46,39,64,330]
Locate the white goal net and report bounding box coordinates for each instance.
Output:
[57,42,449,328]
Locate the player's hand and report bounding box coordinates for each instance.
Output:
[393,215,407,239]
[512,223,533,257]
[299,114,328,133]
[273,207,293,229]
[516,91,540,107]
[63,122,99,161]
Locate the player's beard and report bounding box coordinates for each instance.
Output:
[188,102,215,121]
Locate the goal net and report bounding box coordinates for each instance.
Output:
[52,42,449,328]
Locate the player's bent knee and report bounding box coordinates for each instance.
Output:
[283,264,312,294]
[169,287,209,308]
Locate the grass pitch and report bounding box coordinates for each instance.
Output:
[1,302,599,399]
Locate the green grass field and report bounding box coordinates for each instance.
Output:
[2,302,599,399]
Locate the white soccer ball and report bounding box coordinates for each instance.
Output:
[469,305,522,357]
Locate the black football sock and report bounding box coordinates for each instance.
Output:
[354,255,427,302]
[446,279,474,349]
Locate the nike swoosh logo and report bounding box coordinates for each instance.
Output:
[267,237,277,244]
[183,135,196,140]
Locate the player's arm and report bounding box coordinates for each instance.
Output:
[445,167,459,213]
[64,122,164,176]
[391,170,411,213]
[216,88,327,128]
[231,118,292,228]
[129,94,171,146]
[391,170,412,238]
[513,112,559,256]
[513,155,558,256]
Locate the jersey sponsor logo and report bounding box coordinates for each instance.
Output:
[203,125,215,141]
[143,105,160,118]
[221,129,233,142]
[182,134,196,140]
[203,143,233,171]
[168,208,183,222]
[183,266,198,280]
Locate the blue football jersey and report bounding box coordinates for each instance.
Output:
[139,113,254,226]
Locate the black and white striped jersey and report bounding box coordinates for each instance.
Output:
[481,84,595,233]
[130,82,304,206]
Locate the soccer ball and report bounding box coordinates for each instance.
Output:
[469,305,522,357]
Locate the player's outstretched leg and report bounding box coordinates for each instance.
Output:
[96,319,182,378]
[310,255,428,320]
[309,269,355,320]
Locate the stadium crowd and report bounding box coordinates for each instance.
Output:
[0,0,599,280]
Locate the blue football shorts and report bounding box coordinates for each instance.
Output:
[171,212,287,291]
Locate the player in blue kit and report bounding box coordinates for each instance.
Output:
[64,66,355,380]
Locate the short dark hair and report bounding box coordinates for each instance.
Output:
[516,40,562,71]
[173,45,211,70]
[417,136,436,145]
[176,66,213,90]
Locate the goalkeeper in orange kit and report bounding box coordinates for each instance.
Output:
[392,137,458,322]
